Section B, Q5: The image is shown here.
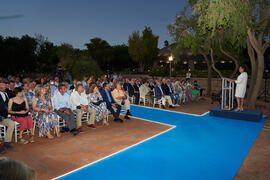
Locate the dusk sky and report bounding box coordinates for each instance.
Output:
[1,0,187,49]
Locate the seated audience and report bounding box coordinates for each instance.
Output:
[22,83,34,110]
[49,80,57,97]
[54,77,60,87]
[8,87,34,144]
[5,81,15,99]
[101,83,123,123]
[87,84,109,126]
[187,80,199,100]
[65,72,73,85]
[136,79,142,87]
[154,81,174,108]
[82,76,88,89]
[112,82,132,119]
[14,77,22,88]
[123,78,129,91]
[194,80,204,96]
[0,83,15,153]
[181,80,191,102]
[173,81,184,104]
[29,80,36,95]
[161,79,177,106]
[52,84,79,136]
[149,81,155,91]
[128,80,140,104]
[40,78,47,85]
[139,81,154,105]
[70,84,96,130]
[32,85,60,139]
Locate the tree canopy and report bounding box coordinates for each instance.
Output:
[128,26,159,72]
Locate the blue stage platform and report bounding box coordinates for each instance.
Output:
[210,106,263,122]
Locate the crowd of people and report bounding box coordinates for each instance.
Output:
[0,74,203,154]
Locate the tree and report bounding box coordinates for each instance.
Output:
[85,38,114,71]
[0,35,37,75]
[128,31,146,72]
[192,0,270,108]
[35,34,59,73]
[110,45,135,72]
[128,27,159,72]
[168,7,214,95]
[142,27,159,68]
[56,43,76,72]
[72,55,102,79]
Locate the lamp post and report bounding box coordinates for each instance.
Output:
[169,56,173,77]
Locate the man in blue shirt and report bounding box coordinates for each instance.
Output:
[101,83,123,123]
[22,83,34,110]
[52,84,79,136]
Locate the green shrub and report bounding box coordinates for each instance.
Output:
[72,55,102,79]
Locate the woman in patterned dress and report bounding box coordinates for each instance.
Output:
[87,84,108,126]
[32,85,60,139]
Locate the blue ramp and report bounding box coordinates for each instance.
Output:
[56,105,266,180]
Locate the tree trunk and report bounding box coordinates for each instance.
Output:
[200,50,212,96]
[248,53,264,108]
[210,48,223,78]
[246,38,257,104]
[246,30,267,108]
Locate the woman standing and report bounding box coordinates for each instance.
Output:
[87,84,108,126]
[8,87,34,144]
[231,66,248,111]
[32,85,60,138]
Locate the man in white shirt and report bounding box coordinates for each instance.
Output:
[70,84,96,129]
[186,71,191,80]
[139,81,153,105]
[52,84,79,136]
[14,77,22,88]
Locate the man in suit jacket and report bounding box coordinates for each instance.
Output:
[101,83,123,123]
[161,79,176,105]
[154,81,174,109]
[5,81,15,99]
[123,78,129,92]
[127,80,139,104]
[0,82,15,153]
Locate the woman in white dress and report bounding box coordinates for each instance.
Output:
[231,66,248,111]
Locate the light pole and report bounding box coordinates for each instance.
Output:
[169,56,173,77]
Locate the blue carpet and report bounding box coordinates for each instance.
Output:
[56,105,266,180]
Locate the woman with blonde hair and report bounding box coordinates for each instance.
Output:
[32,85,59,139]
